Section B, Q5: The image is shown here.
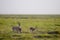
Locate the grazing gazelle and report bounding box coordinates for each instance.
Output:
[12,22,21,33]
[30,26,37,33]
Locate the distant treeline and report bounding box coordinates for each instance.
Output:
[0,15,60,19]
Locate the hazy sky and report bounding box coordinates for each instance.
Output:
[0,0,60,14]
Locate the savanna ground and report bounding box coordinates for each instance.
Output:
[0,15,60,40]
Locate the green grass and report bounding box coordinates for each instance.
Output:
[0,15,60,40]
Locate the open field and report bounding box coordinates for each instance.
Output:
[0,15,60,40]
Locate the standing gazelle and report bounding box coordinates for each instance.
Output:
[12,22,21,33]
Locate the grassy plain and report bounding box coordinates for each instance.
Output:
[0,15,60,40]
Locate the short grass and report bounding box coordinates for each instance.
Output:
[0,15,60,40]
